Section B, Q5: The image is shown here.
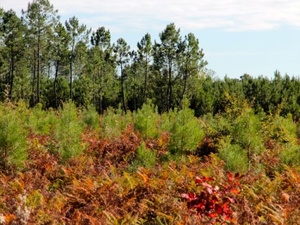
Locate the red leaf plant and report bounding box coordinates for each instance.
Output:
[181,172,242,224]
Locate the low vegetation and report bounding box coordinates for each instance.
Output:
[0,100,299,224]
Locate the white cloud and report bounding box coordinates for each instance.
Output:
[1,0,300,33]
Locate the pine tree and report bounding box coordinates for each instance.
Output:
[22,0,59,106]
[0,9,27,101]
[90,27,115,113]
[114,38,130,113]
[177,33,207,105]
[51,22,70,108]
[137,33,152,104]
[65,16,90,100]
[153,23,181,112]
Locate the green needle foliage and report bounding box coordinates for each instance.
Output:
[166,98,204,155]
[82,105,100,130]
[54,101,83,161]
[231,108,264,170]
[0,103,27,171]
[128,142,156,172]
[28,103,58,135]
[232,109,263,151]
[134,100,159,139]
[218,136,248,173]
[280,143,300,166]
[263,113,297,144]
[101,107,133,139]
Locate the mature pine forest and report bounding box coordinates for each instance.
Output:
[1,0,300,117]
[1,1,300,224]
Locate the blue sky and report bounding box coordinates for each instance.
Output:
[1,0,300,79]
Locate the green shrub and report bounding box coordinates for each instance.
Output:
[82,106,100,130]
[280,143,300,166]
[134,100,159,139]
[165,99,204,155]
[232,109,263,151]
[218,136,248,173]
[201,113,232,138]
[101,107,133,138]
[262,113,297,144]
[128,142,156,171]
[27,103,58,135]
[0,104,27,171]
[54,101,83,161]
[261,113,298,170]
[231,109,265,170]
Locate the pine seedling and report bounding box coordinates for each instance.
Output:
[167,98,204,155]
[0,104,27,172]
[54,101,83,161]
[134,100,160,139]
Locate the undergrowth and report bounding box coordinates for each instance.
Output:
[0,101,300,224]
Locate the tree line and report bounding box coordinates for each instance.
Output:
[1,0,300,118]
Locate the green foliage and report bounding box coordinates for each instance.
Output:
[262,113,297,144]
[73,74,94,107]
[54,101,83,161]
[0,104,27,171]
[114,38,130,113]
[232,108,263,151]
[128,142,156,172]
[82,105,100,130]
[231,108,265,170]
[101,108,121,138]
[201,113,231,138]
[218,136,248,173]
[191,75,219,116]
[101,107,133,138]
[166,99,204,154]
[134,100,159,139]
[280,143,300,166]
[42,76,70,109]
[27,103,58,135]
